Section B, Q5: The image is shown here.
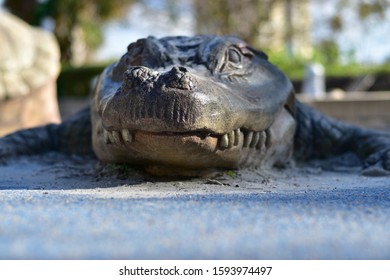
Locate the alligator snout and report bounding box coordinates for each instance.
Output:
[123,66,197,92]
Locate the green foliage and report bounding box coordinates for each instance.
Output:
[267,50,307,80]
[79,20,104,51]
[57,64,108,97]
[267,47,390,80]
[107,163,132,173]
[358,1,387,20]
[224,170,236,178]
[325,63,390,78]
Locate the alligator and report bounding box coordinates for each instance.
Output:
[0,35,389,176]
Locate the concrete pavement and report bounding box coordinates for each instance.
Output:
[0,154,389,259]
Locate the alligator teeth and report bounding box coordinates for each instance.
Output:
[111,131,121,144]
[243,131,253,147]
[103,128,134,145]
[104,130,118,144]
[103,130,110,144]
[233,128,240,146]
[218,129,268,150]
[227,131,235,148]
[250,132,260,148]
[219,128,242,149]
[220,134,229,149]
[121,129,133,143]
[256,131,266,150]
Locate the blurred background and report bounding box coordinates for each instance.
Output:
[1,0,390,129]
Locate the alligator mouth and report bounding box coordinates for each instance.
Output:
[98,121,271,151]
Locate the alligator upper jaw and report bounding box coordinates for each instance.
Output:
[96,64,285,151]
[99,65,281,134]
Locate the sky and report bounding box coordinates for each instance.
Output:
[1,0,390,64]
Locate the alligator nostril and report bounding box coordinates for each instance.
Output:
[161,66,196,91]
[170,66,188,74]
[178,66,188,73]
[122,67,159,91]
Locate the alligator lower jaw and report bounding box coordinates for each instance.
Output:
[100,125,270,151]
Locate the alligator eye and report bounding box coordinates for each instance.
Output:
[227,48,242,66]
[219,47,244,73]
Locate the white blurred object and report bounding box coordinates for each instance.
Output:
[302,63,325,99]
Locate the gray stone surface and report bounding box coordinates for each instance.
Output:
[0,154,389,259]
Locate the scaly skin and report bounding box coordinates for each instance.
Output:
[294,102,390,175]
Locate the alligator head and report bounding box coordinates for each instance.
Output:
[91,35,296,175]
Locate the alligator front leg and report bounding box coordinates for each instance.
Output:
[356,130,390,175]
[0,107,93,164]
[0,124,59,164]
[294,100,390,175]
